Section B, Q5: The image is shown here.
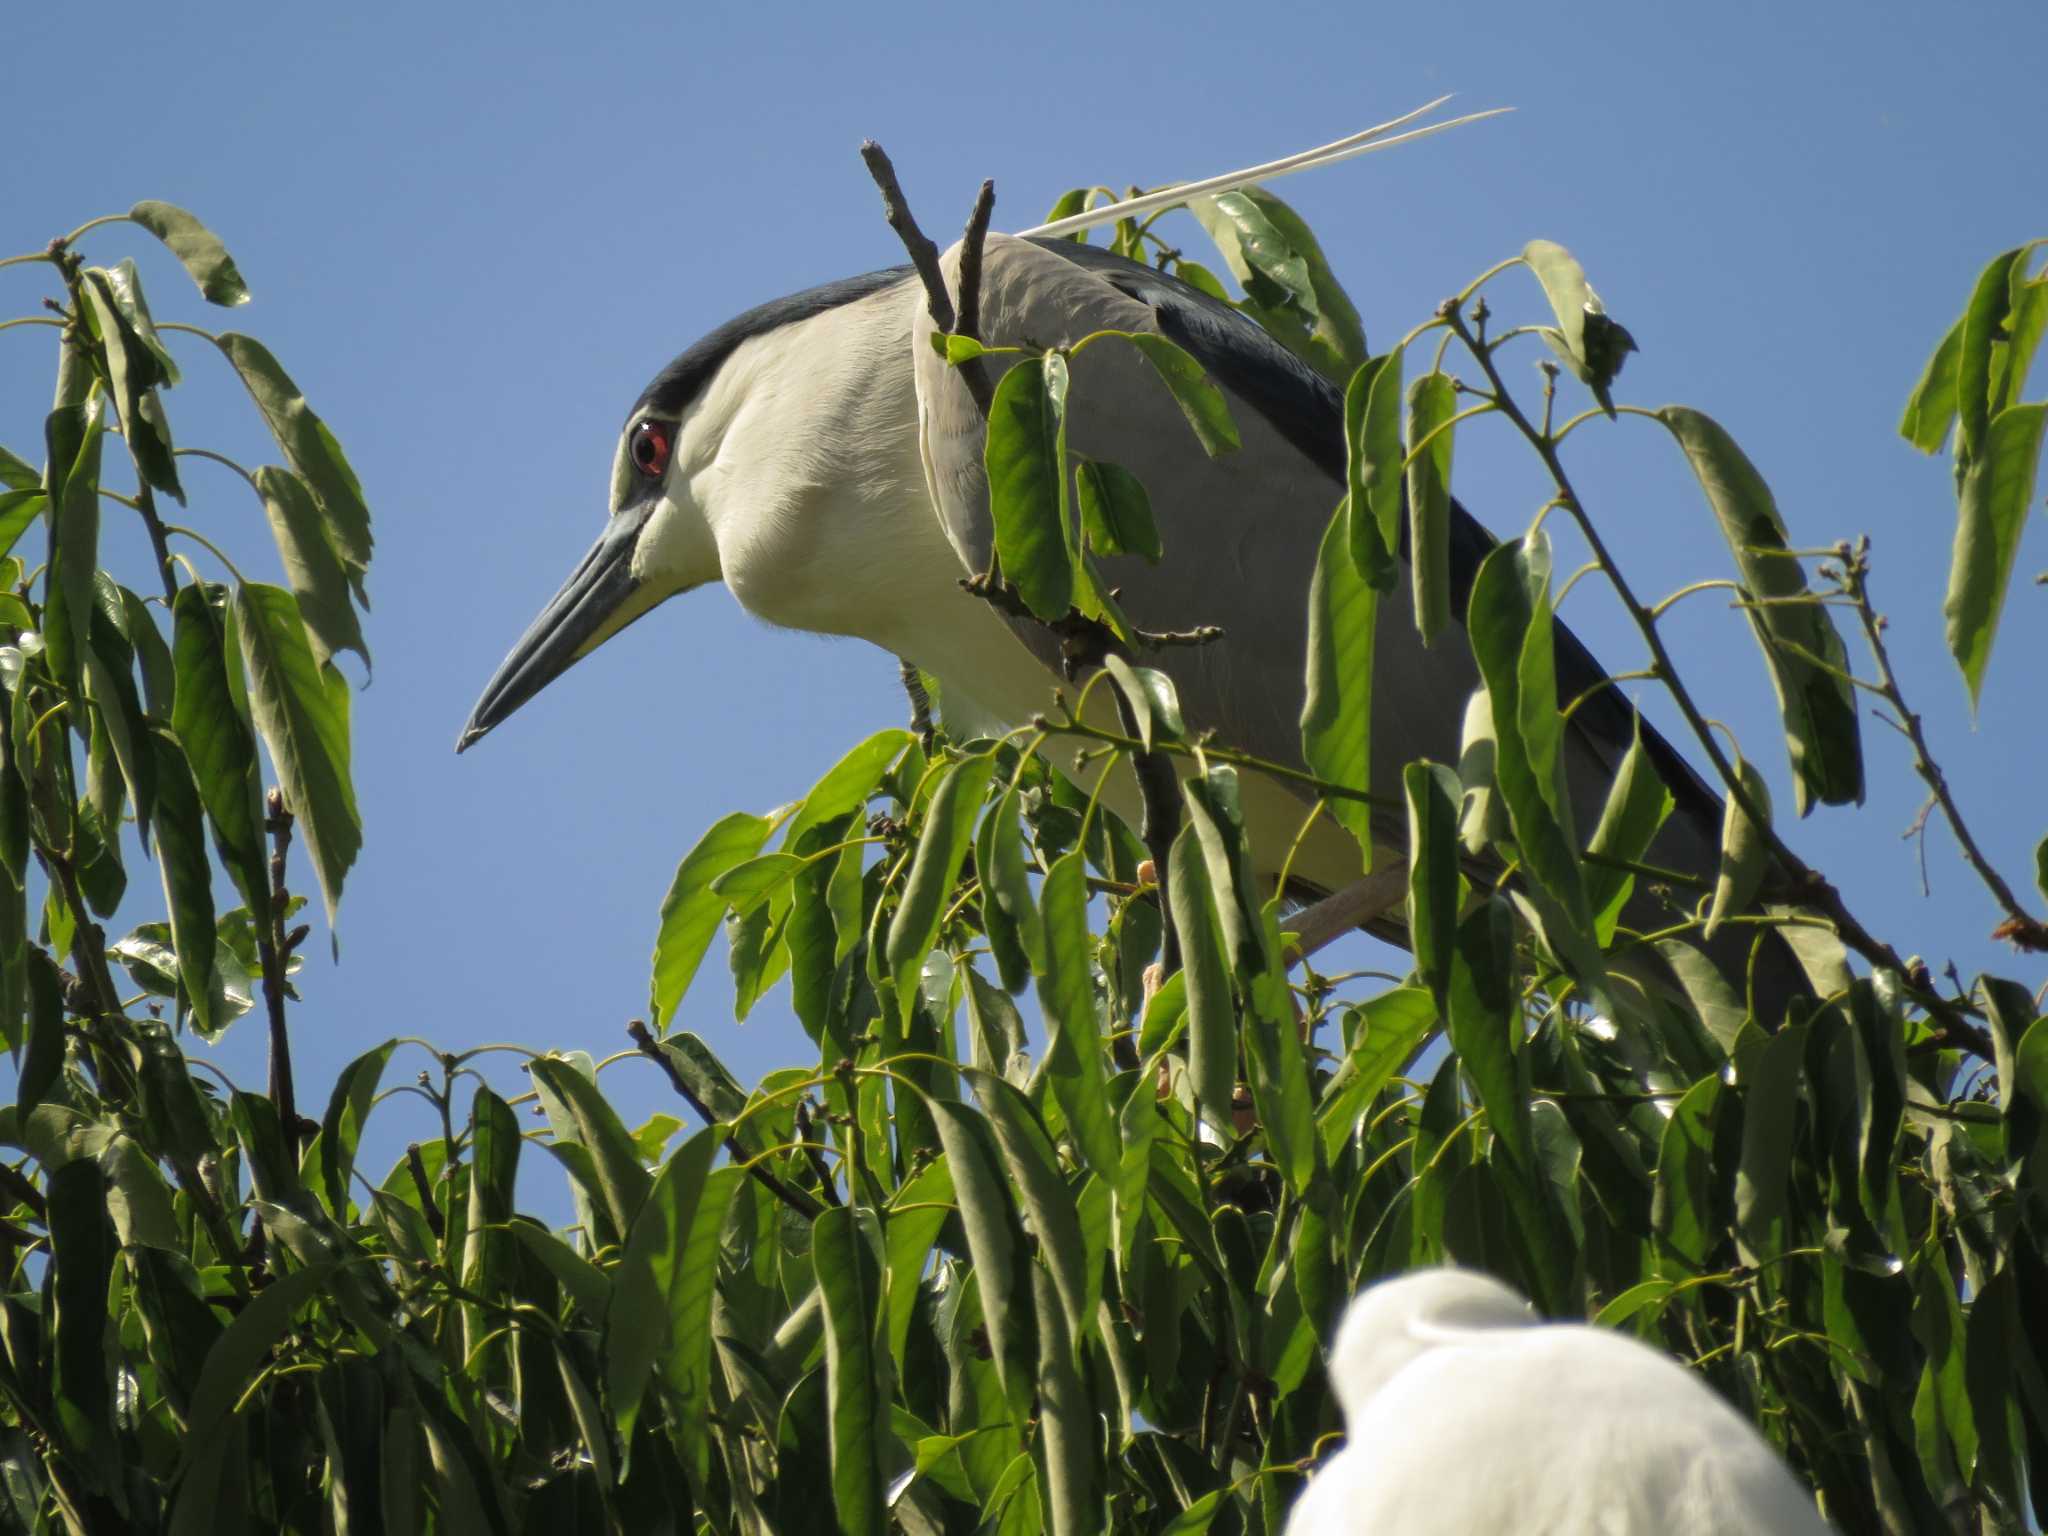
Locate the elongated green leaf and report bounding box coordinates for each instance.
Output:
[1356,345,1406,589]
[1946,401,2047,705]
[1300,502,1379,867]
[529,1055,652,1240]
[1658,406,1863,811]
[1075,458,1161,562]
[1405,371,1457,643]
[171,585,269,923]
[178,1262,334,1472]
[130,200,251,305]
[316,1038,396,1218]
[215,335,371,589]
[1733,1020,1807,1266]
[1705,758,1771,940]
[1583,714,1675,944]
[1901,314,1964,453]
[650,810,774,1029]
[1030,1262,1098,1536]
[1404,762,1461,1007]
[709,851,805,915]
[252,465,367,669]
[1180,771,1259,976]
[985,356,1071,619]
[927,1099,1036,1423]
[233,582,358,924]
[48,1161,116,1459]
[42,400,103,690]
[608,1128,719,1448]
[968,1069,1090,1352]
[980,783,1045,979]
[1187,186,1366,381]
[1466,536,1589,924]
[1037,849,1120,1177]
[0,489,43,564]
[1317,986,1437,1161]
[1956,246,2027,462]
[1448,897,1531,1172]
[1121,332,1240,456]
[1341,356,1394,586]
[1192,189,1316,317]
[148,732,218,1033]
[1653,1074,1725,1276]
[82,269,182,501]
[814,1206,886,1536]
[780,728,909,851]
[1523,240,1636,414]
[887,753,996,1019]
[1167,822,1238,1135]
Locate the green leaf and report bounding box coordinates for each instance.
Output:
[1465,535,1590,925]
[82,269,182,501]
[1956,245,2030,462]
[1523,240,1636,414]
[214,335,371,592]
[42,400,103,691]
[1341,356,1392,586]
[1166,822,1237,1135]
[316,1039,396,1219]
[887,752,997,1020]
[1101,655,1183,756]
[1405,371,1457,644]
[1946,401,2047,705]
[1300,502,1379,868]
[1653,1074,1725,1275]
[1036,849,1121,1177]
[148,732,218,1034]
[1404,762,1461,1008]
[1657,407,1863,809]
[814,1206,886,1536]
[0,490,44,564]
[1448,896,1531,1172]
[1900,314,1964,453]
[1704,758,1771,941]
[1030,1263,1099,1536]
[179,1263,336,1461]
[1194,189,1317,317]
[780,728,910,851]
[129,200,251,306]
[927,1100,1035,1425]
[985,356,1072,620]
[48,1159,117,1459]
[232,582,359,925]
[1121,332,1240,456]
[1317,986,1436,1161]
[649,811,774,1029]
[1583,713,1675,944]
[968,1070,1091,1352]
[709,851,805,915]
[1075,458,1161,563]
[1355,347,1406,589]
[252,465,368,670]
[172,586,270,924]
[980,783,1045,979]
[529,1055,653,1241]
[1732,1020,1807,1266]
[884,1157,955,1371]
[0,445,39,490]
[1187,186,1367,381]
[16,949,62,1114]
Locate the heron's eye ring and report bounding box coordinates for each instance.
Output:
[630,420,673,478]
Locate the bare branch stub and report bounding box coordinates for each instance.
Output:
[956,178,996,344]
[860,140,954,334]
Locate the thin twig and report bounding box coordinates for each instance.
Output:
[133,482,178,607]
[859,140,954,333]
[1840,540,2048,953]
[262,789,302,1155]
[405,1143,445,1238]
[626,1019,826,1220]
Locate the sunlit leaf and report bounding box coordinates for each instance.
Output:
[650,811,774,1030]
[1945,401,2047,706]
[130,200,251,306]
[1300,502,1379,868]
[985,356,1071,620]
[1120,332,1240,456]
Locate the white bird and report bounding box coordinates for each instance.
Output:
[1286,1269,1834,1535]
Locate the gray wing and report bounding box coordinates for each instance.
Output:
[914,234,1727,885]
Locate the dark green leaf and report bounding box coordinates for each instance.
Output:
[1300,502,1379,867]
[1583,713,1675,944]
[1317,987,1435,1161]
[0,446,37,490]
[1653,1074,1724,1275]
[1037,848,1121,1177]
[42,400,103,690]
[0,490,44,563]
[1405,371,1457,643]
[1705,758,1771,941]
[1946,401,2047,705]
[129,200,251,305]
[814,1206,886,1536]
[1166,822,1237,1135]
[985,356,1072,620]
[1448,896,1531,1172]
[82,269,182,501]
[1956,246,2032,462]
[172,585,269,922]
[608,1130,727,1452]
[927,1099,1036,1424]
[1356,346,1406,589]
[1341,355,1394,586]
[529,1055,653,1240]
[887,752,997,1020]
[1523,240,1636,412]
[649,810,774,1029]
[1404,762,1461,1008]
[1030,1263,1098,1536]
[15,949,62,1114]
[980,783,1045,979]
[317,1039,396,1218]
[148,732,217,1033]
[253,465,368,669]
[214,335,371,591]
[1121,332,1240,456]
[1075,459,1161,562]
[1733,1020,1807,1266]
[968,1070,1091,1351]
[176,1263,336,1480]
[232,582,359,924]
[1663,406,1863,809]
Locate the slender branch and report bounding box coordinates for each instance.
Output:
[955,179,996,345]
[133,483,178,606]
[626,1019,826,1220]
[859,140,954,333]
[1840,541,2048,953]
[406,1143,445,1238]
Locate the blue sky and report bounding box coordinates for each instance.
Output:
[5,3,2044,1179]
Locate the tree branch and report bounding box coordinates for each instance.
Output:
[859,140,954,333]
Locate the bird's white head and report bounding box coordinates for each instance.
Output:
[1326,1268,1535,1425]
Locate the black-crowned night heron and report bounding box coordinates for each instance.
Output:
[1287,1269,1834,1533]
[456,146,1775,995]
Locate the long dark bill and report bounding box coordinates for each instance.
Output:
[456,509,650,752]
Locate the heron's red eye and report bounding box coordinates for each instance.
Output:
[630,420,672,478]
